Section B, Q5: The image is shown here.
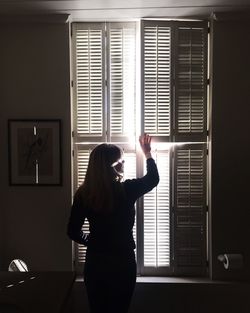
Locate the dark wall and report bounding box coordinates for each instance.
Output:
[0,11,250,280]
[0,16,72,271]
[210,13,250,280]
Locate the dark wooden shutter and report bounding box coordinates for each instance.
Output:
[173,144,207,275]
[174,22,208,142]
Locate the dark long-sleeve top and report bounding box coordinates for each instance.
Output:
[67,158,159,255]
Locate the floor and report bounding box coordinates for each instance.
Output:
[65,278,250,313]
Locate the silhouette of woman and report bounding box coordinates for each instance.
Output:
[67,133,159,313]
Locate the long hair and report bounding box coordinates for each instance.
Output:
[80,143,124,213]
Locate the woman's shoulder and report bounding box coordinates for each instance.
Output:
[122,178,139,191]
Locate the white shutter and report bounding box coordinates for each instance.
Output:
[174,23,207,140]
[76,149,90,187]
[75,148,91,266]
[123,152,136,181]
[143,22,171,138]
[73,23,105,139]
[173,144,207,275]
[108,23,136,141]
[143,151,170,269]
[123,152,137,256]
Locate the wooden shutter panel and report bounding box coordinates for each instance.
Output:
[108,22,136,141]
[174,23,207,141]
[123,152,137,256]
[143,151,170,274]
[142,22,171,139]
[76,149,90,188]
[73,23,105,140]
[173,144,207,275]
[75,148,91,268]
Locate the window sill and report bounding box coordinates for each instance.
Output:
[76,276,240,284]
[136,277,222,284]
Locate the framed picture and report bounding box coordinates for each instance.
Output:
[8,119,62,186]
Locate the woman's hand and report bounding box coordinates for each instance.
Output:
[139,133,152,159]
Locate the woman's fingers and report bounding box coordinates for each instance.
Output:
[143,134,150,145]
[145,134,151,145]
[139,134,151,153]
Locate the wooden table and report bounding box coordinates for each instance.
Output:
[0,271,75,313]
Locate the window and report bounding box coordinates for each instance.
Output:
[71,20,208,276]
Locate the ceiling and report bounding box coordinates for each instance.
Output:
[0,0,250,20]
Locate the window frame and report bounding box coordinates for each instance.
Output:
[71,19,209,277]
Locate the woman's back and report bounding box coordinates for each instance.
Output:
[69,156,159,255]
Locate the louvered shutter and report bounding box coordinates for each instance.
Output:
[123,152,137,257]
[75,148,91,269]
[174,23,207,141]
[142,22,171,139]
[108,23,136,142]
[76,149,90,188]
[72,23,105,141]
[142,151,170,274]
[173,144,207,275]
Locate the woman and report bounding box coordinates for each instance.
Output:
[67,134,159,313]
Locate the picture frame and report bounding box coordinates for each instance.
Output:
[8,119,62,186]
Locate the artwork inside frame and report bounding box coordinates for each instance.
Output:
[8,119,62,186]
